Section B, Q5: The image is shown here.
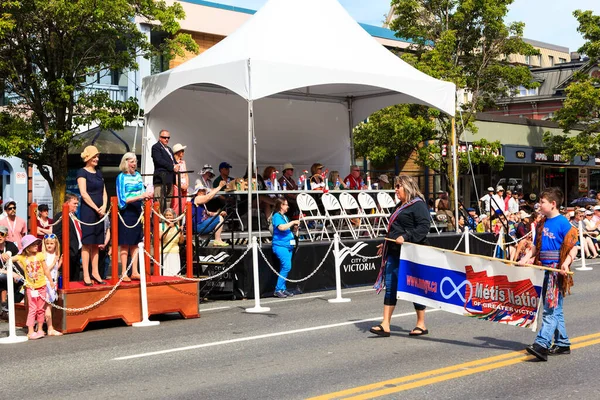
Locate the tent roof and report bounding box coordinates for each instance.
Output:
[143,0,455,120]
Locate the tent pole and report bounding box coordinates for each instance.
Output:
[140,115,148,178]
[452,117,459,233]
[347,97,355,165]
[247,103,254,244]
[132,99,142,153]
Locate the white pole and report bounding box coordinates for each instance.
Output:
[329,234,351,303]
[133,243,160,327]
[0,256,28,343]
[576,220,593,271]
[246,237,270,313]
[464,227,470,255]
[452,118,460,233]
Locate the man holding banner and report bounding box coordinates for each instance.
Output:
[371,176,431,337]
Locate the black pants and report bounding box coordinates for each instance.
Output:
[69,251,81,282]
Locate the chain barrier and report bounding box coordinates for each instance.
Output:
[338,241,382,260]
[258,240,335,283]
[118,209,144,229]
[72,207,111,227]
[39,257,135,313]
[469,230,532,246]
[151,207,187,223]
[143,246,252,282]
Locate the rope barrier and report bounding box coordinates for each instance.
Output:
[117,209,144,229]
[453,230,465,251]
[143,246,252,282]
[39,257,135,313]
[48,215,63,227]
[258,240,335,283]
[151,207,187,223]
[469,230,532,246]
[71,207,111,227]
[338,242,382,260]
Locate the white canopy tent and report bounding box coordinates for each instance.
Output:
[141,0,457,239]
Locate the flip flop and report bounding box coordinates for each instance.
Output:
[409,327,429,336]
[369,324,391,337]
[47,330,63,336]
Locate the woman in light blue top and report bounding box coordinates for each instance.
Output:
[271,198,300,298]
[116,152,151,281]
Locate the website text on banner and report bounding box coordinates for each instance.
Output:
[397,243,545,331]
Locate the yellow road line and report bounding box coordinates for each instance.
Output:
[308,332,600,400]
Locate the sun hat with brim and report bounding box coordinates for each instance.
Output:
[594,205,600,211]
[80,145,100,163]
[282,163,294,171]
[172,143,187,154]
[200,164,215,177]
[487,187,494,192]
[191,182,208,196]
[585,210,593,215]
[378,175,389,184]
[520,211,531,219]
[496,186,504,192]
[19,234,42,255]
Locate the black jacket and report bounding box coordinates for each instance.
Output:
[53,212,81,257]
[151,142,176,186]
[385,199,430,256]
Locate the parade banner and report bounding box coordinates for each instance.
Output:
[397,244,545,330]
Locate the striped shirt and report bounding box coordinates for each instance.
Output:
[116,172,144,209]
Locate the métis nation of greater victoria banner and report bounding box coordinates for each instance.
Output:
[397,243,545,330]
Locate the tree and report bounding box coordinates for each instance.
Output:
[0,0,198,210]
[356,0,537,197]
[544,10,600,159]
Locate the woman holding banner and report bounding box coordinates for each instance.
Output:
[371,175,431,337]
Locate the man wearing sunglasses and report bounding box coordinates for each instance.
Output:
[0,201,27,250]
[151,129,179,210]
[0,224,24,318]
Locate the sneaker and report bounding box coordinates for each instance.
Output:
[212,240,229,247]
[525,343,548,361]
[27,331,44,340]
[283,290,295,297]
[548,345,571,355]
[274,290,287,298]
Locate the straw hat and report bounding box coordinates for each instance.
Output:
[80,145,100,163]
[282,163,295,171]
[172,143,187,154]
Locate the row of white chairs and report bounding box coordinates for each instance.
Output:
[296,192,396,241]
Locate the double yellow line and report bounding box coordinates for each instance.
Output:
[309,332,600,400]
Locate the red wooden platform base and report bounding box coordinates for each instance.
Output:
[14,277,199,334]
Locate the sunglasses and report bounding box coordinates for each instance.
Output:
[395,185,401,189]
[160,136,170,140]
[44,234,57,239]
[0,232,6,237]
[6,206,16,210]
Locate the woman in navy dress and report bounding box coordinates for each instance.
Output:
[77,146,107,285]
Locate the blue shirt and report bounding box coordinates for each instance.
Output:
[116,172,144,209]
[272,213,294,248]
[540,214,572,265]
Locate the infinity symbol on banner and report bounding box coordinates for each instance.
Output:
[440,277,473,303]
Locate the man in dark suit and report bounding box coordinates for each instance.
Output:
[152,129,179,210]
[54,193,84,283]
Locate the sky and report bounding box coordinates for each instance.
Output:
[207,0,600,53]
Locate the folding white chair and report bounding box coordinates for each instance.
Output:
[321,193,359,239]
[296,193,329,241]
[339,192,374,238]
[376,192,396,225]
[357,192,389,236]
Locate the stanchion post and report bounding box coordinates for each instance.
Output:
[0,256,28,343]
[577,220,593,271]
[245,237,270,313]
[329,234,351,303]
[29,203,38,237]
[133,242,160,327]
[152,201,160,277]
[464,227,470,255]
[186,201,193,278]
[143,200,151,278]
[62,202,71,290]
[111,196,119,284]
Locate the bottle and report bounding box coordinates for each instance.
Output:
[58,275,63,290]
[367,176,372,190]
[265,180,272,190]
[282,180,287,191]
[345,180,350,189]
[236,180,242,191]
[335,178,340,190]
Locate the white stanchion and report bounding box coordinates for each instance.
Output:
[329,234,351,303]
[132,243,160,327]
[464,227,470,255]
[246,236,270,313]
[0,255,28,343]
[576,220,593,271]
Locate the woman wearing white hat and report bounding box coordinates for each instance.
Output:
[171,143,189,215]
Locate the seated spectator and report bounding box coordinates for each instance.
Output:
[197,164,215,189]
[343,165,365,190]
[327,170,348,190]
[466,208,478,230]
[377,175,390,190]
[213,162,234,188]
[309,163,325,190]
[191,181,229,246]
[278,163,298,191]
[476,215,489,233]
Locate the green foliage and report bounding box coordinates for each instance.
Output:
[544,10,600,160]
[0,0,198,208]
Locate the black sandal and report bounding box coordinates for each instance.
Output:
[409,327,429,336]
[369,324,391,337]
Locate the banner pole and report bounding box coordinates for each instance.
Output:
[132,242,160,327]
[464,227,470,255]
[329,234,351,303]
[576,220,593,271]
[0,256,28,343]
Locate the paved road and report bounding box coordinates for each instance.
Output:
[1,259,600,399]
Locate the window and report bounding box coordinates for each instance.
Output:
[537,55,542,66]
[548,55,554,66]
[559,57,567,64]
[525,55,531,65]
[516,86,538,97]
